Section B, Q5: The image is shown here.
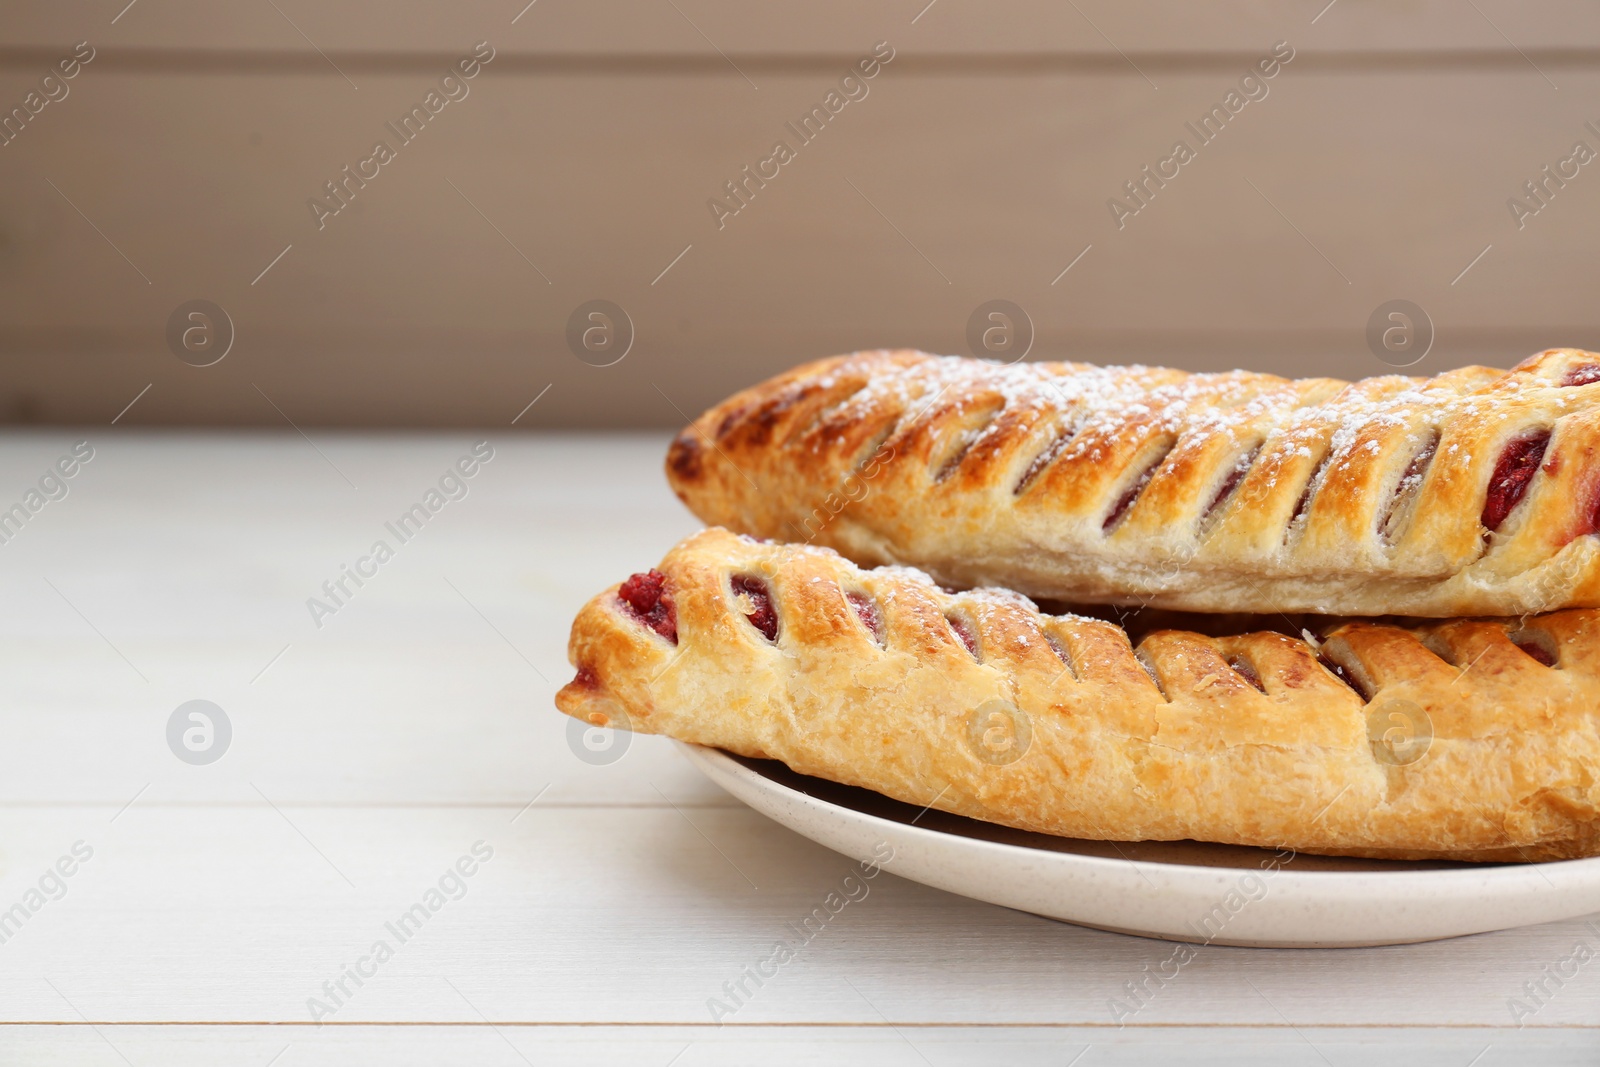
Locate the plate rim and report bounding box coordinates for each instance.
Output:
[678,741,1600,894]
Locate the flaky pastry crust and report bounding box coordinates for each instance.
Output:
[665,349,1600,616]
[557,528,1600,861]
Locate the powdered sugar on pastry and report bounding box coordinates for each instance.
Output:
[666,349,1600,616]
[557,528,1600,861]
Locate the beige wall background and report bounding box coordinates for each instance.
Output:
[2,1,1600,427]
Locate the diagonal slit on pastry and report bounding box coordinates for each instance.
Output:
[556,527,1600,862]
[664,348,1600,617]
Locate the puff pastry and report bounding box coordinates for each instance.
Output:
[556,527,1600,861]
[665,349,1600,617]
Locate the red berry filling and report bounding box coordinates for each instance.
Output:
[618,569,677,643]
[846,591,884,645]
[1481,431,1550,532]
[947,615,979,658]
[1562,364,1600,387]
[1230,656,1266,693]
[1201,445,1262,529]
[1045,632,1074,672]
[1515,640,1556,667]
[731,575,778,641]
[1318,656,1367,700]
[1103,445,1173,533]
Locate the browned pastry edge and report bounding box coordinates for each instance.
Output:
[664,349,1600,617]
[556,528,1600,863]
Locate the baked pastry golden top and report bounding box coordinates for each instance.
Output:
[556,527,1600,861]
[665,348,1600,616]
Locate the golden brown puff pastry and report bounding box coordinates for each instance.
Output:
[556,528,1600,861]
[664,349,1600,617]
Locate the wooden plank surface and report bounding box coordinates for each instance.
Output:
[1,5,1599,426]
[3,1025,1594,1067]
[2,803,1600,1028]
[0,431,1596,1063]
[8,0,1600,55]
[0,431,708,805]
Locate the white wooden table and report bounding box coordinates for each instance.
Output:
[0,430,1596,1065]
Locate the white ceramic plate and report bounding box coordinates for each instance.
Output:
[679,742,1600,947]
